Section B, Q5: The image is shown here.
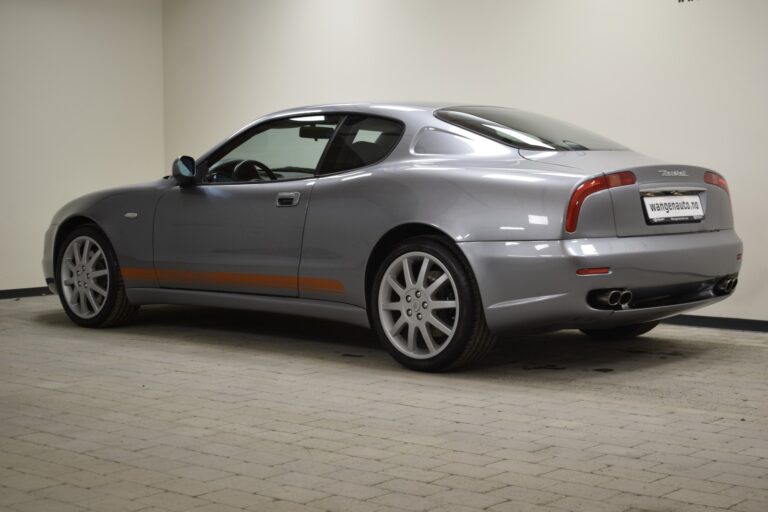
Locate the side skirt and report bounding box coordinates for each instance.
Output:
[125,288,371,328]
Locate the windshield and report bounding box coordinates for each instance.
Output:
[435,106,626,151]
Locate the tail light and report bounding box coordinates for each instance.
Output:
[704,171,729,196]
[565,171,636,233]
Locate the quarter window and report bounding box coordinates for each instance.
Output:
[319,115,404,174]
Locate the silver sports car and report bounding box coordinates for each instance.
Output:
[43,102,742,371]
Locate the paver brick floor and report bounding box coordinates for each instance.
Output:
[1,296,767,511]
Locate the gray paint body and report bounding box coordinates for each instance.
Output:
[154,180,310,296]
[43,102,742,334]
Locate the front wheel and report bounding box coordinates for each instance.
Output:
[370,237,495,372]
[580,321,659,340]
[56,225,139,327]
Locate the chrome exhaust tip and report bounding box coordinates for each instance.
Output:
[716,277,737,294]
[619,290,633,306]
[594,289,623,308]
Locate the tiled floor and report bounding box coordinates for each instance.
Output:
[1,296,767,512]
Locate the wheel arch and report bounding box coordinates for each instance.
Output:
[364,223,461,313]
[52,215,140,327]
[53,216,102,263]
[364,222,496,371]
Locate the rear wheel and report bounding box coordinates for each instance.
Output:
[370,237,495,371]
[580,321,659,340]
[56,225,138,327]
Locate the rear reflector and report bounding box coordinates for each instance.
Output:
[577,267,611,275]
[566,171,637,233]
[606,171,637,188]
[737,253,742,261]
[704,171,729,195]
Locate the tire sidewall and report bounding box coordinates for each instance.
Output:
[370,237,479,372]
[55,225,121,327]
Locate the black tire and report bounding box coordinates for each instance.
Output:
[370,236,495,372]
[580,321,659,340]
[55,224,139,328]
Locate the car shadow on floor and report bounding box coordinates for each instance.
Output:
[35,304,712,378]
[471,332,703,376]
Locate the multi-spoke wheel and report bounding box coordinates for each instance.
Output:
[371,237,495,371]
[56,225,138,327]
[378,251,459,359]
[60,236,110,319]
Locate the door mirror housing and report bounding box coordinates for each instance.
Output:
[171,155,196,185]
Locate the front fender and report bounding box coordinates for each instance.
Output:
[43,179,172,287]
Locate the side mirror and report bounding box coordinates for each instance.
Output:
[171,155,196,186]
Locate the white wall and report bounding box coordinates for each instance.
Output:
[0,0,165,289]
[162,0,768,321]
[2,0,765,321]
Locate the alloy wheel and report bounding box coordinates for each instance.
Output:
[60,236,110,319]
[377,251,459,359]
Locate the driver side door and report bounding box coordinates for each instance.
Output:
[153,115,342,297]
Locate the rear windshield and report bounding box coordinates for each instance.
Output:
[435,106,626,151]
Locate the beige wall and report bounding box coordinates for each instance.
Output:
[0,0,165,289]
[2,0,766,321]
[162,0,767,321]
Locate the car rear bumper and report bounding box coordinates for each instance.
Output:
[459,229,743,335]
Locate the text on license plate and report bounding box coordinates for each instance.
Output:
[642,194,704,223]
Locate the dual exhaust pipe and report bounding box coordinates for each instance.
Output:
[595,289,633,309]
[591,275,737,310]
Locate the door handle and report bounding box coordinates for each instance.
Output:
[275,192,301,207]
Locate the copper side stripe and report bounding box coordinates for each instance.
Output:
[121,267,345,293]
[156,269,297,289]
[122,267,157,282]
[298,276,345,294]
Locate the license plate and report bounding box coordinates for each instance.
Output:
[642,194,704,224]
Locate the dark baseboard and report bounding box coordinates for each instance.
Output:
[664,314,768,333]
[0,287,765,332]
[0,287,53,300]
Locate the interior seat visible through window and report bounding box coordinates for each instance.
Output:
[319,115,404,174]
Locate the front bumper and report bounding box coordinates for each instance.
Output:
[42,223,57,294]
[459,229,742,335]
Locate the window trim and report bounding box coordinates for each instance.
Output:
[314,114,348,177]
[194,111,406,185]
[195,114,346,186]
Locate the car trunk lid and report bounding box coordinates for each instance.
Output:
[520,150,733,236]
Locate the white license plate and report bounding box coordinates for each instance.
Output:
[642,194,704,223]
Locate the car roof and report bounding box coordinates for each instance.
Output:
[226,102,464,141]
[269,101,459,115]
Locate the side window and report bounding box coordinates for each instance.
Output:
[319,115,404,174]
[204,115,341,183]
